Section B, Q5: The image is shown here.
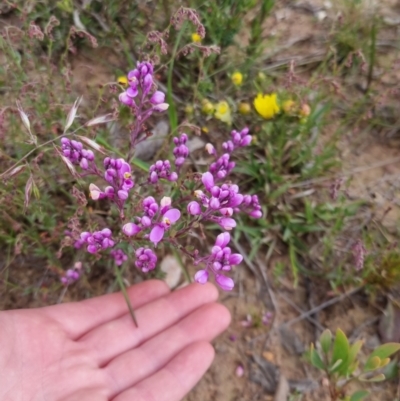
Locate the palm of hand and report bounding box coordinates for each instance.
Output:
[0,281,230,401]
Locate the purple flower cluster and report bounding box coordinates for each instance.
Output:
[123,196,181,245]
[194,232,242,291]
[119,61,168,113]
[59,61,262,294]
[242,194,262,219]
[75,228,114,254]
[110,248,128,266]
[189,127,262,290]
[61,138,94,170]
[173,133,189,168]
[101,157,134,201]
[188,172,242,230]
[222,127,252,152]
[60,263,81,286]
[149,160,178,183]
[135,247,157,272]
[205,128,252,181]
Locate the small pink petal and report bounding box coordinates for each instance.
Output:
[215,232,230,248]
[164,208,181,223]
[202,172,214,190]
[194,269,209,284]
[150,225,165,244]
[219,218,236,230]
[216,274,234,291]
[235,365,244,377]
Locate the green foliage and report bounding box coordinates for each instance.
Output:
[308,328,400,400]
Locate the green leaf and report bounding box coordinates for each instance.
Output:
[320,329,332,354]
[364,356,381,372]
[130,157,150,172]
[350,390,369,401]
[331,329,350,374]
[368,373,386,382]
[310,344,325,370]
[364,343,400,372]
[329,359,343,372]
[348,339,364,367]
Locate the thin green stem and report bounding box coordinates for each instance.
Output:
[114,264,138,327]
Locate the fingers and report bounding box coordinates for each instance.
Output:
[79,282,218,366]
[105,302,231,398]
[42,280,170,339]
[112,342,215,401]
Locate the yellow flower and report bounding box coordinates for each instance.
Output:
[253,93,280,119]
[185,104,194,115]
[282,100,295,114]
[192,33,202,43]
[257,72,266,82]
[238,102,251,115]
[201,99,215,115]
[214,101,232,125]
[202,126,209,134]
[231,71,243,86]
[117,76,128,87]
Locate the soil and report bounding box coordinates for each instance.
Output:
[2,1,400,401]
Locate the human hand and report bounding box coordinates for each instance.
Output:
[0,280,230,401]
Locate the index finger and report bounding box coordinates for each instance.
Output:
[41,279,170,339]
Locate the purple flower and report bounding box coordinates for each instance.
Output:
[135,247,157,272]
[187,201,201,215]
[119,62,168,114]
[194,269,209,284]
[122,222,141,236]
[110,249,128,266]
[202,172,214,190]
[77,228,114,254]
[194,232,242,291]
[102,157,134,203]
[150,91,165,105]
[149,208,181,245]
[60,264,81,286]
[222,128,252,153]
[173,134,189,167]
[142,196,159,218]
[61,138,94,170]
[149,160,178,183]
[119,92,134,106]
[209,153,235,180]
[216,274,234,291]
[241,195,262,218]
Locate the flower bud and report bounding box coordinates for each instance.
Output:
[216,274,234,291]
[187,201,201,215]
[194,269,209,284]
[122,222,141,236]
[150,91,165,105]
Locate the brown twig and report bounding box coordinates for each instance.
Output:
[284,287,363,327]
